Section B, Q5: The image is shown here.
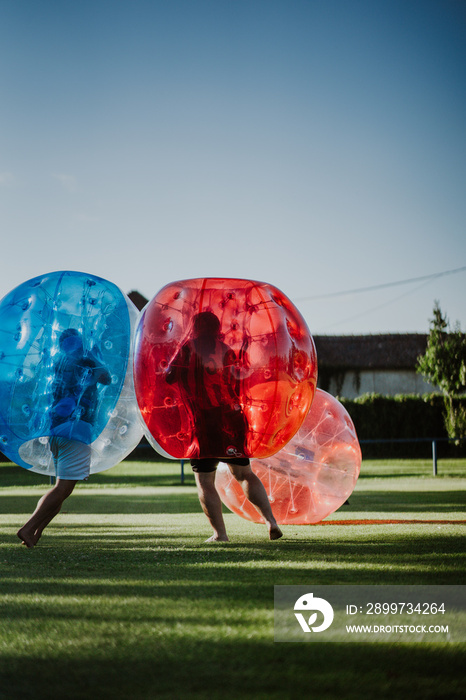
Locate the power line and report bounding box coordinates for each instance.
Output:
[319,277,436,331]
[294,265,466,302]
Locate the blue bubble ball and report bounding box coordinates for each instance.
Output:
[0,271,143,476]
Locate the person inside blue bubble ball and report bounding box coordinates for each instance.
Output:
[17,328,111,548]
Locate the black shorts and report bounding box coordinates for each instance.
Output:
[190,457,250,473]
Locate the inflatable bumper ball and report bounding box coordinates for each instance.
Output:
[134,278,317,460]
[216,389,361,524]
[0,271,144,476]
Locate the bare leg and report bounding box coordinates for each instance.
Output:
[17,479,77,548]
[194,471,229,542]
[228,463,283,540]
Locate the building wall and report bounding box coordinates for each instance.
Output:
[321,370,440,399]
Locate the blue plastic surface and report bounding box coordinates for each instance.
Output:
[0,271,143,475]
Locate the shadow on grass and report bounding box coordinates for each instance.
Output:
[0,625,464,700]
[1,530,464,591]
[0,491,202,514]
[360,472,433,479]
[1,517,464,699]
[2,488,464,515]
[0,464,196,489]
[0,465,50,487]
[348,490,466,512]
[92,473,196,487]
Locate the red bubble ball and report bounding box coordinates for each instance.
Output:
[215,389,361,524]
[134,278,317,459]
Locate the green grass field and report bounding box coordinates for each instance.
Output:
[0,458,465,700]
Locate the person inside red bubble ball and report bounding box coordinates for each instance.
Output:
[166,311,282,542]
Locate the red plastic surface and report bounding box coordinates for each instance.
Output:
[134,278,317,459]
[216,389,361,524]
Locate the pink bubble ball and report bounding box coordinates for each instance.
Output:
[216,388,361,525]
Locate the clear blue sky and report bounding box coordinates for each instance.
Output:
[1,0,465,335]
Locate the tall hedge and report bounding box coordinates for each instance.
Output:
[339,393,466,458]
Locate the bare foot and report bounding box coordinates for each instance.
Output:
[268,523,283,540]
[205,534,229,543]
[17,527,36,548]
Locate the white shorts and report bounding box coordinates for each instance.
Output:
[50,437,91,481]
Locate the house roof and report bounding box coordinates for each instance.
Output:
[313,334,428,370]
[128,290,149,311]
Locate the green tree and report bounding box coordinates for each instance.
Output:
[416,302,466,439]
